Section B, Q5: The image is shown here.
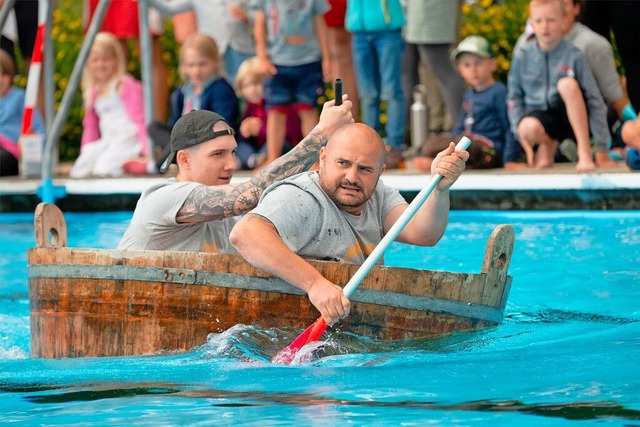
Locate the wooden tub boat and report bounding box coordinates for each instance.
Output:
[28,203,515,359]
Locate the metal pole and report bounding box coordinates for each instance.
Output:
[39,0,110,203]
[138,0,155,164]
[0,0,16,31]
[44,0,56,130]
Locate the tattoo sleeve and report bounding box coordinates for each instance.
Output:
[176,129,327,224]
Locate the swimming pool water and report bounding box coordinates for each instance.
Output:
[0,210,638,425]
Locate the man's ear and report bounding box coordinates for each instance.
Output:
[176,150,189,169]
[379,162,386,178]
[319,146,327,166]
[489,58,498,72]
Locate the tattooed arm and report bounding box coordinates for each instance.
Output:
[176,96,353,224]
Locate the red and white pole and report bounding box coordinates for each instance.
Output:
[20,1,46,135]
[19,0,48,178]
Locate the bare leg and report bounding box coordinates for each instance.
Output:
[518,116,550,168]
[594,150,618,168]
[557,77,596,172]
[298,108,319,137]
[265,110,287,165]
[536,139,558,169]
[622,120,640,149]
[298,108,320,169]
[326,27,359,120]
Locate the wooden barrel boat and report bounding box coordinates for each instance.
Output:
[28,203,515,359]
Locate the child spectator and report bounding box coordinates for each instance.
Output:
[251,0,329,168]
[346,0,406,168]
[413,36,520,172]
[514,0,624,168]
[507,0,609,172]
[85,0,169,123]
[69,32,147,178]
[0,50,45,176]
[234,57,302,170]
[168,34,239,130]
[129,33,239,174]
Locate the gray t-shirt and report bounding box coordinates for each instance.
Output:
[251,171,407,264]
[250,0,328,66]
[118,178,238,253]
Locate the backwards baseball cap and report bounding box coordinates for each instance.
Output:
[451,35,493,61]
[159,110,236,173]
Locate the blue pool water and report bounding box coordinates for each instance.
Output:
[0,210,639,425]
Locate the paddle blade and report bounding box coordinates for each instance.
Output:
[271,317,328,364]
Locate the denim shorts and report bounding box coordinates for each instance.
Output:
[264,61,324,110]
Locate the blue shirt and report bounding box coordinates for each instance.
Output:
[0,86,45,143]
[453,82,521,164]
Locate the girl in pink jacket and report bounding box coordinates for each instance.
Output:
[70,32,147,177]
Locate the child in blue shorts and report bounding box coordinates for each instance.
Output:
[251,0,329,168]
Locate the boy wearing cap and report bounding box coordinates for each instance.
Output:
[414,35,520,171]
[118,98,353,252]
[507,0,609,172]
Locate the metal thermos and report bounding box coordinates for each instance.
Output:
[411,85,428,151]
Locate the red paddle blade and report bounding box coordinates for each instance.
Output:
[271,317,328,364]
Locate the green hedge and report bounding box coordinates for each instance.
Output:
[24,0,529,161]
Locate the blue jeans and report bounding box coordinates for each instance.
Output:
[352,29,406,150]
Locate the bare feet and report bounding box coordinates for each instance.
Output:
[594,150,618,169]
[503,161,529,170]
[535,160,554,169]
[575,158,596,173]
[123,158,152,175]
[575,144,596,172]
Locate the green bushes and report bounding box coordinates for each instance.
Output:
[460,0,529,83]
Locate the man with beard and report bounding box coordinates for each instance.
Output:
[230,123,468,326]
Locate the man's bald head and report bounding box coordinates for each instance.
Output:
[325,123,387,167]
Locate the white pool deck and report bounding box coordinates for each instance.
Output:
[1,163,639,211]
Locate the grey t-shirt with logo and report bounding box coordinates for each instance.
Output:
[251,171,406,264]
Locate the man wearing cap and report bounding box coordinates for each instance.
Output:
[118,98,353,251]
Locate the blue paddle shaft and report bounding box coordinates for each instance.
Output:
[342,136,471,298]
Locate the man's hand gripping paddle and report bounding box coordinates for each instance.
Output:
[271,136,473,364]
